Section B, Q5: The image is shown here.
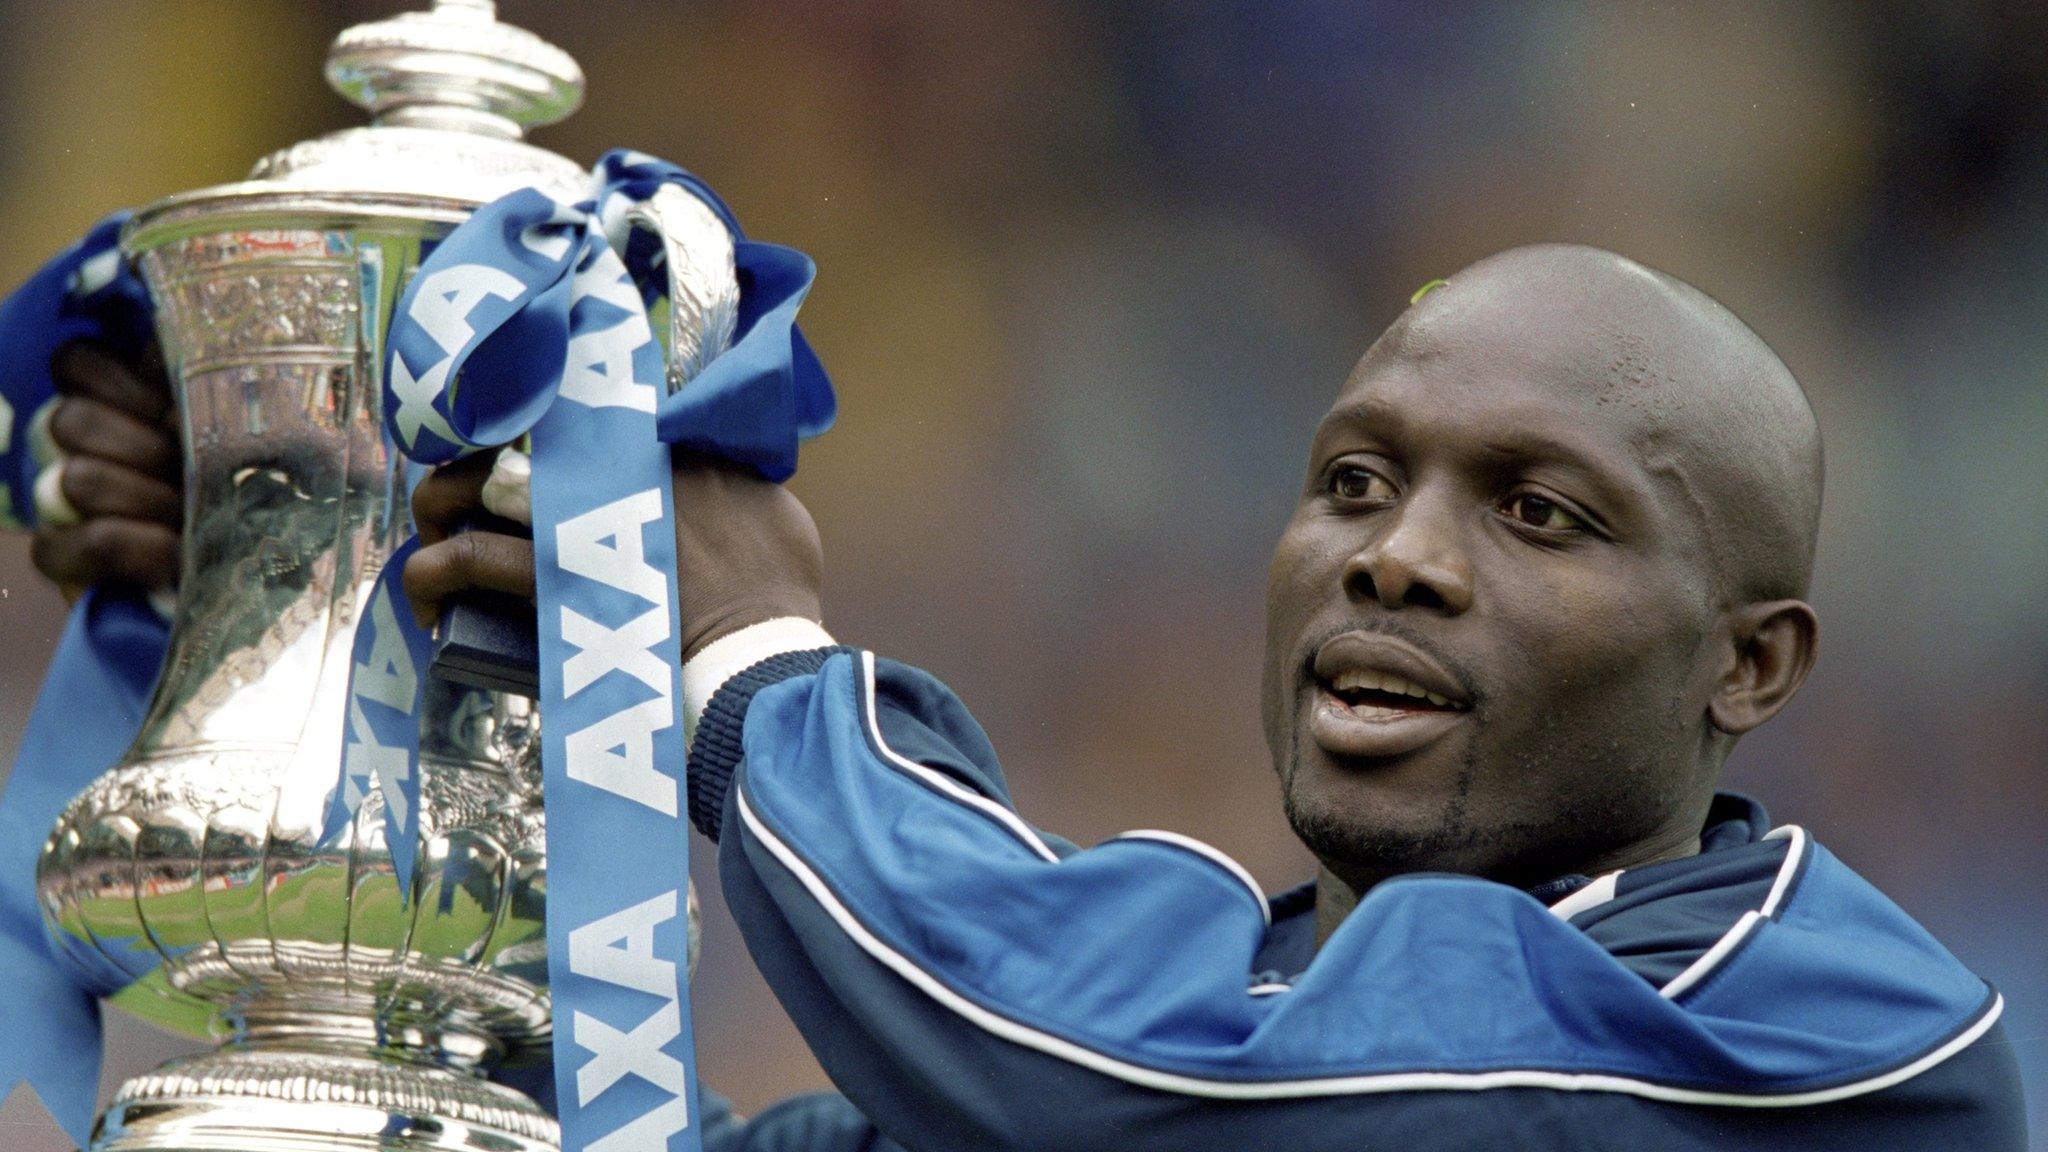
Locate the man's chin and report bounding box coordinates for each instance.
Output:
[1281,742,1481,882]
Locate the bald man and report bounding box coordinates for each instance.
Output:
[21,245,2027,1150]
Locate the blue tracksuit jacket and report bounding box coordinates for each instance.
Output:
[684,647,2026,1152]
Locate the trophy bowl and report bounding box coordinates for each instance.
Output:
[30,4,639,1149]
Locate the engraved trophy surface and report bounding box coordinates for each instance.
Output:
[26,4,703,1149]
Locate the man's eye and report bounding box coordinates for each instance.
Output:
[1502,493,1583,531]
[1327,465,1392,502]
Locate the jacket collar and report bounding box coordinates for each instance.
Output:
[1255,791,1776,982]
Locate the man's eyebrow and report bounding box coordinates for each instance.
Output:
[1471,430,1648,518]
[1475,431,1612,467]
[1315,400,1650,509]
[1311,398,1402,445]
[1315,402,1619,466]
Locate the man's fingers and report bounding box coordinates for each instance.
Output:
[52,341,173,424]
[402,530,537,628]
[58,456,183,527]
[410,451,498,545]
[48,396,182,479]
[30,519,180,589]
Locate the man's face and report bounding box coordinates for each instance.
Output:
[1262,293,1729,890]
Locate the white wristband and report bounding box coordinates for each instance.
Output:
[682,616,836,747]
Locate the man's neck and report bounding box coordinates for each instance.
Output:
[1311,828,1705,949]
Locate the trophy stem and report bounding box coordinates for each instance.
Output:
[227,1006,503,1071]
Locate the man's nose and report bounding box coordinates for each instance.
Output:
[1342,496,1475,614]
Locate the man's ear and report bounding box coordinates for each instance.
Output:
[1709,600,1819,736]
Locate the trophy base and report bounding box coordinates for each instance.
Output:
[90,1048,558,1152]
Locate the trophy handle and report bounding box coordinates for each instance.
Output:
[427,183,740,693]
[621,181,741,394]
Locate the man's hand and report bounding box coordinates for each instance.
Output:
[28,341,182,597]
[402,450,538,624]
[664,450,825,658]
[405,448,824,662]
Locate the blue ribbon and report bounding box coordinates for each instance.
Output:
[0,214,169,1143]
[0,213,153,528]
[325,149,833,1152]
[0,592,169,1142]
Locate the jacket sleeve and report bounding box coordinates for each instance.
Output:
[687,646,1289,1151]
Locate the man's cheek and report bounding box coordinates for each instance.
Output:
[1264,539,1324,643]
[1486,587,1666,733]
[1499,561,1681,679]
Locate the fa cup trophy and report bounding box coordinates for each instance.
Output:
[31,3,724,1149]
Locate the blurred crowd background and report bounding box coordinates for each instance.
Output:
[0,0,2042,1145]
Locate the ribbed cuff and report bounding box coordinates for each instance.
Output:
[687,645,857,841]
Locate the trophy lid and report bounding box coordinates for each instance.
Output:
[126,0,590,250]
[324,0,582,138]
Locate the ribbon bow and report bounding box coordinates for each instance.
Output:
[321,149,832,1151]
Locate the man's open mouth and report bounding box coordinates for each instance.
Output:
[1321,667,1463,713]
[1305,632,1472,758]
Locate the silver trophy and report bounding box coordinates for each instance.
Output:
[32,3,728,1149]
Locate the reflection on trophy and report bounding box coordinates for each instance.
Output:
[31,4,711,1149]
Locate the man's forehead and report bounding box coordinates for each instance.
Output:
[1352,271,1689,400]
[1328,257,1727,450]
[1331,318,1666,447]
